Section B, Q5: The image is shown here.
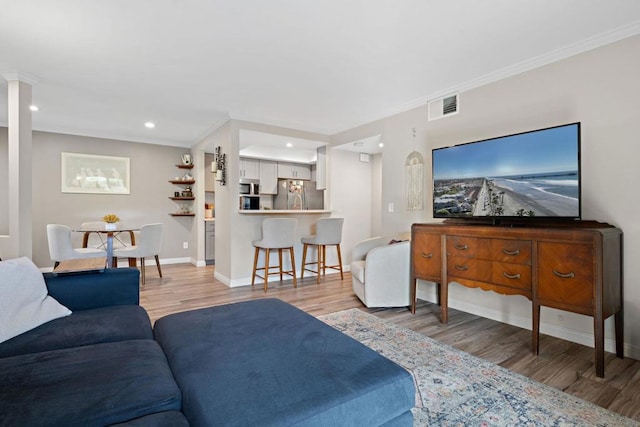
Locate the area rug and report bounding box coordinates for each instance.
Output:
[318,309,637,427]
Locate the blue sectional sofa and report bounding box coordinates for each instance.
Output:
[0,267,415,426]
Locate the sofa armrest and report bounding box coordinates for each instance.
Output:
[43,268,140,311]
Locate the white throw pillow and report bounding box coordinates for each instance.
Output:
[0,257,72,343]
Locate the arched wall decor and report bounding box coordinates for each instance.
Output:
[405,128,424,211]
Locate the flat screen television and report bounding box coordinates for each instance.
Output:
[432,122,581,222]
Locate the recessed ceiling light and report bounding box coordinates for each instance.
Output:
[286,142,293,148]
[29,105,39,111]
[145,122,155,129]
[378,142,384,148]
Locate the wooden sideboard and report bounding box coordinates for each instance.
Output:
[410,220,623,378]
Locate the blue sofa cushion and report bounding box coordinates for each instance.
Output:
[0,339,181,426]
[154,298,414,426]
[44,267,140,311]
[110,411,190,427]
[0,305,152,358]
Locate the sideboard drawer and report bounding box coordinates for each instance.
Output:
[491,239,532,264]
[413,233,441,278]
[447,256,491,282]
[446,236,490,259]
[537,242,593,308]
[492,262,531,290]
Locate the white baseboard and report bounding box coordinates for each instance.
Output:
[416,286,640,361]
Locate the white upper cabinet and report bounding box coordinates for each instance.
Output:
[259,160,278,194]
[239,157,260,180]
[277,162,311,180]
[315,146,326,190]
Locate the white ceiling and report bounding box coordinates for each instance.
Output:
[1,1,640,148]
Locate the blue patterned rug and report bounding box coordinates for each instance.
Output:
[319,309,637,426]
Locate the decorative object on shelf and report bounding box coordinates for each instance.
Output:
[205,203,214,218]
[405,127,424,211]
[181,153,193,165]
[169,163,196,217]
[102,213,120,230]
[213,146,226,186]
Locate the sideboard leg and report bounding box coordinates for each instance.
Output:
[440,282,449,324]
[532,302,540,355]
[615,309,624,359]
[594,314,605,378]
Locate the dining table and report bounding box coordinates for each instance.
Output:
[74,224,139,268]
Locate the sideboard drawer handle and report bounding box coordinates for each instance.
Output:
[553,270,575,279]
[503,272,521,280]
[420,252,433,259]
[455,264,469,271]
[502,248,520,256]
[454,243,468,250]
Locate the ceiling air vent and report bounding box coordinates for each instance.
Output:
[428,93,459,121]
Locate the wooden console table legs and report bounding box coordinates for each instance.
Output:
[533,302,623,378]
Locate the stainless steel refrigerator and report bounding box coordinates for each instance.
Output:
[274,179,324,210]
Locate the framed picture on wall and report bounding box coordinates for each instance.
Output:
[61,152,130,194]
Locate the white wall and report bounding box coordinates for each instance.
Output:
[331,34,640,359]
[328,149,372,267]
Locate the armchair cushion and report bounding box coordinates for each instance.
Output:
[351,236,411,308]
[0,257,71,344]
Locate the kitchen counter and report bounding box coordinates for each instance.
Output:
[238,210,330,214]
[205,218,215,221]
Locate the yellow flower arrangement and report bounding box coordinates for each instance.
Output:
[102,214,120,223]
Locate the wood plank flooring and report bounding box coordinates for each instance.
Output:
[139,263,640,422]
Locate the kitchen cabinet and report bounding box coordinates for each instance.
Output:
[205,221,215,264]
[169,163,195,217]
[239,157,260,180]
[277,162,311,180]
[259,160,278,194]
[315,146,327,189]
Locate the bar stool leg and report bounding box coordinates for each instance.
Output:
[336,244,344,280]
[264,248,271,292]
[251,247,259,286]
[301,243,308,279]
[290,246,297,288]
[278,249,284,281]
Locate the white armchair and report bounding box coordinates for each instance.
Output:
[351,236,411,308]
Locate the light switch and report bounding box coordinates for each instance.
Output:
[388,202,394,213]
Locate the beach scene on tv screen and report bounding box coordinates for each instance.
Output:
[433,125,580,218]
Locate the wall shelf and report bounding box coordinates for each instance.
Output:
[170,162,195,217]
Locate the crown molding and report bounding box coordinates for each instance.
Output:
[1,71,39,85]
[329,22,640,135]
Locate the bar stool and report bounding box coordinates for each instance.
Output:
[251,218,298,291]
[301,217,344,284]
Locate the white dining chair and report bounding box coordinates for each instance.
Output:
[113,223,163,284]
[46,224,107,267]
